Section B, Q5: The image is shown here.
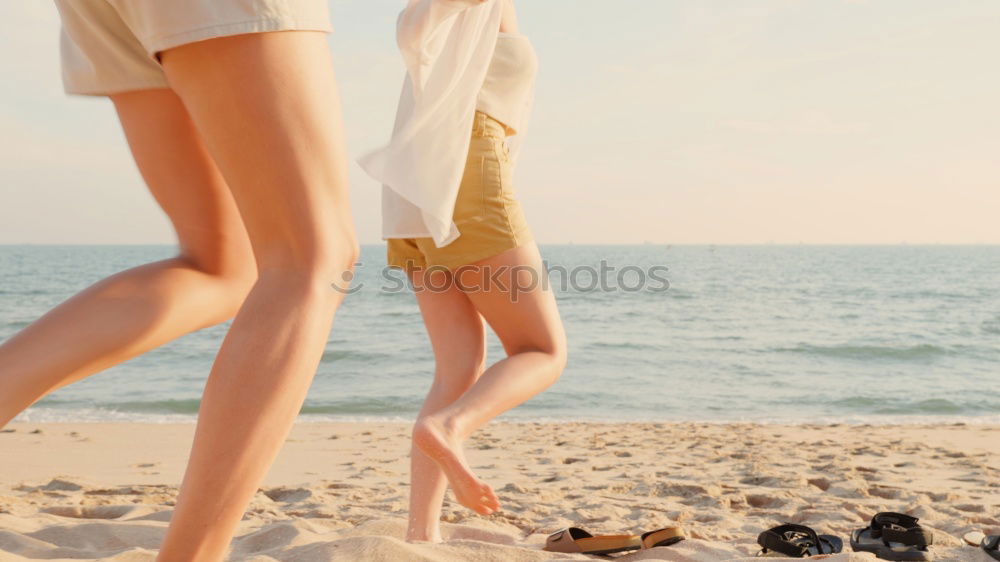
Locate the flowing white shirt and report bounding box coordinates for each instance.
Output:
[358,0,507,248]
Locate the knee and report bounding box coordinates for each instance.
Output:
[178,226,257,281]
[549,337,569,376]
[512,335,567,377]
[179,240,257,308]
[555,339,568,369]
[171,257,254,325]
[213,253,258,299]
[212,266,257,318]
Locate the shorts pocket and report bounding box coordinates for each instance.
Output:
[452,138,492,223]
[491,138,516,198]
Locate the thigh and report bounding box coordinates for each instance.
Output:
[159,31,355,267]
[411,269,487,377]
[460,243,565,356]
[111,89,252,274]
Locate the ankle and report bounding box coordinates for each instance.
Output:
[432,412,470,441]
[406,525,443,543]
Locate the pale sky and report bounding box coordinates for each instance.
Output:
[1,1,998,245]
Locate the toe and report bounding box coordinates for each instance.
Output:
[484,492,500,511]
[474,503,494,515]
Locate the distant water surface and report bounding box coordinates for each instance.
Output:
[2,245,998,424]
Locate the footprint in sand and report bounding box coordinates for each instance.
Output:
[262,487,313,503]
[38,478,84,492]
[41,505,138,520]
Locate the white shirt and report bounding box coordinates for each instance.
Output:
[477,33,538,135]
[359,0,533,248]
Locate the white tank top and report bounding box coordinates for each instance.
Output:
[476,33,538,135]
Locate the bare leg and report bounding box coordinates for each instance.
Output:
[155,31,357,561]
[411,243,567,520]
[407,282,487,541]
[0,89,255,428]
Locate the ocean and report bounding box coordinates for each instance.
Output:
[2,244,998,424]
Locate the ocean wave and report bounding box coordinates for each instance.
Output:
[891,289,978,301]
[0,289,53,296]
[830,396,999,415]
[587,341,664,352]
[14,407,198,424]
[13,406,1000,426]
[48,398,204,414]
[299,396,423,415]
[774,343,950,361]
[26,388,997,423]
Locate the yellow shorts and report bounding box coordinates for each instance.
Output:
[55,0,332,96]
[387,112,533,271]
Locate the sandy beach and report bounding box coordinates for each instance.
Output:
[0,421,996,561]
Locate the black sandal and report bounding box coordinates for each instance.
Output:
[985,535,1000,561]
[757,523,843,557]
[850,512,933,561]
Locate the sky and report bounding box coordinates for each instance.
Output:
[0,0,998,245]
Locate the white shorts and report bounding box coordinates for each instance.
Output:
[55,0,332,96]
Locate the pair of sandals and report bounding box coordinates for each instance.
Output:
[757,512,933,560]
[964,531,1000,561]
[850,512,933,561]
[544,526,686,555]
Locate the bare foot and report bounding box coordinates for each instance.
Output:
[412,416,501,516]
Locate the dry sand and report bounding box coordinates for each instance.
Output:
[0,422,997,561]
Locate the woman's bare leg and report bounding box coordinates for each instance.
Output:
[155,31,357,561]
[0,89,255,428]
[407,280,487,541]
[412,243,567,517]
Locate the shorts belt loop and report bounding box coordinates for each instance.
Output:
[472,111,487,137]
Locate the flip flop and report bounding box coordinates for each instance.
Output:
[757,523,843,557]
[965,532,1000,561]
[544,527,642,555]
[850,512,933,561]
[641,526,686,549]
